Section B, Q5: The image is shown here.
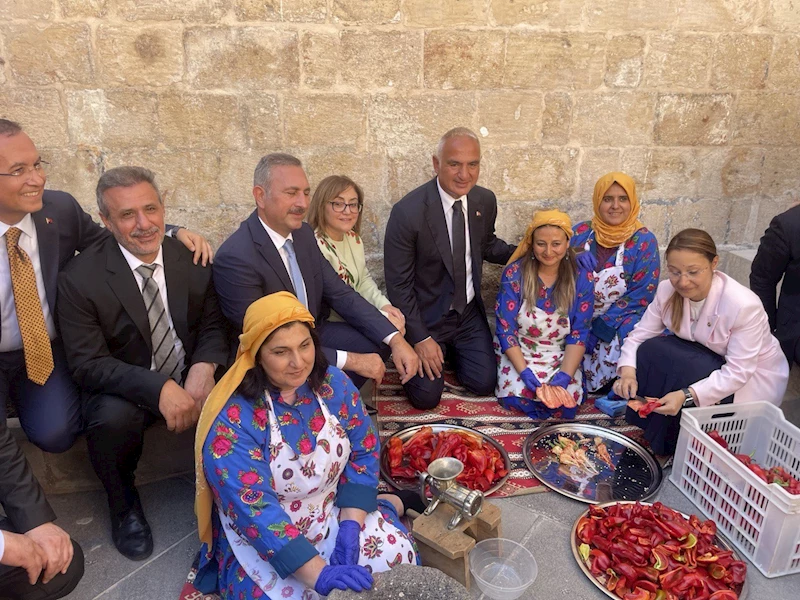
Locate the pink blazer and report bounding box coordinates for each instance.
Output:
[618,271,789,407]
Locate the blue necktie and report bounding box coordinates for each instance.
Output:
[283,239,308,308]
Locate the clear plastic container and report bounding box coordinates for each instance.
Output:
[469,538,537,600]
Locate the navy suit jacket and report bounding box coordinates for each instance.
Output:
[213,212,396,364]
[384,178,515,345]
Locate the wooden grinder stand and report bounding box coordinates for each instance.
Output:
[408,501,502,590]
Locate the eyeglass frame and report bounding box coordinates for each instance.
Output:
[328,200,363,214]
[666,266,711,282]
[0,160,50,178]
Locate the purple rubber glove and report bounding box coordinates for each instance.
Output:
[576,251,598,273]
[550,371,572,389]
[330,520,361,566]
[314,564,373,596]
[520,368,541,393]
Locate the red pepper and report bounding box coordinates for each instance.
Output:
[709,591,739,600]
[638,399,660,417]
[589,549,611,575]
[622,587,652,600]
[387,437,403,468]
[707,430,728,449]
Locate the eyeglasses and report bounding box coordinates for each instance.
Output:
[667,266,710,282]
[329,200,362,214]
[0,160,50,178]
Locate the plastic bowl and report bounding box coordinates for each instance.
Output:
[469,538,537,600]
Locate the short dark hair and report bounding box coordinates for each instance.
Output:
[96,166,162,216]
[253,153,303,189]
[236,322,329,402]
[0,119,23,138]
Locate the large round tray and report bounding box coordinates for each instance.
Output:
[523,423,662,504]
[380,424,511,496]
[570,501,749,600]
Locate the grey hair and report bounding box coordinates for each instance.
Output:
[253,153,303,189]
[0,119,23,138]
[436,127,480,160]
[96,166,162,216]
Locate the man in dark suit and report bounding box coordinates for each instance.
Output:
[213,153,418,388]
[0,417,84,599]
[57,167,228,561]
[384,128,515,409]
[751,204,800,366]
[0,119,213,454]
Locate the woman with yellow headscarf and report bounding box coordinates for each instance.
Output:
[570,172,661,397]
[193,292,418,600]
[494,210,595,419]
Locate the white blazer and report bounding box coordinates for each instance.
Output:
[618,271,789,407]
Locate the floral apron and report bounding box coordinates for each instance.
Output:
[218,394,416,600]
[583,238,627,392]
[495,301,583,406]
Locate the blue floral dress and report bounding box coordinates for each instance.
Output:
[196,367,418,599]
[494,260,595,418]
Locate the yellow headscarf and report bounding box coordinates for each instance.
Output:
[591,172,643,248]
[507,209,573,265]
[194,292,315,547]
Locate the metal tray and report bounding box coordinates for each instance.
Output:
[380,424,511,496]
[570,501,749,600]
[523,423,662,504]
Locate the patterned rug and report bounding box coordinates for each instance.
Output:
[376,367,648,498]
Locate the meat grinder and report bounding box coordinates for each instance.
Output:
[419,457,484,530]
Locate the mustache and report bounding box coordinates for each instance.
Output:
[131,226,161,239]
[288,208,306,215]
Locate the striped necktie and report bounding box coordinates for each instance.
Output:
[135,264,182,382]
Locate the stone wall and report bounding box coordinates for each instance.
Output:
[3,1,800,288]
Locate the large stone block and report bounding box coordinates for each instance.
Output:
[239,95,281,148]
[331,0,400,23]
[761,148,800,198]
[233,0,326,21]
[342,30,421,89]
[285,94,366,148]
[405,0,488,26]
[185,27,299,90]
[639,202,669,245]
[476,91,544,145]
[219,149,265,208]
[711,34,771,90]
[59,0,109,17]
[578,149,623,200]
[158,93,245,149]
[654,94,733,146]
[504,33,606,90]
[717,147,763,197]
[368,93,475,151]
[768,36,800,89]
[668,198,731,244]
[605,35,644,88]
[301,31,340,89]
[643,34,713,89]
[112,0,230,22]
[766,0,800,32]
[542,92,572,146]
[232,0,280,20]
[0,0,53,19]
[635,148,699,200]
[584,0,680,30]
[490,0,584,28]
[732,93,800,145]
[571,92,655,146]
[675,0,760,31]
[482,147,578,201]
[66,89,159,148]
[96,24,183,87]
[4,23,93,86]
[386,146,435,202]
[0,89,69,146]
[424,30,504,90]
[40,146,104,207]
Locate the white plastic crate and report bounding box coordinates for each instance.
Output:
[670,402,800,578]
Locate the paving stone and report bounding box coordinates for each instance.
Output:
[329,565,469,600]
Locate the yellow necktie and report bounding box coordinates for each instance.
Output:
[5,227,54,385]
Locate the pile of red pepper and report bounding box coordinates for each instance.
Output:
[576,502,746,600]
[707,430,800,495]
[386,426,508,492]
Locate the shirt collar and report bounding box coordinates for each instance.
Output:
[259,216,295,251]
[436,178,467,213]
[118,243,164,274]
[0,213,35,240]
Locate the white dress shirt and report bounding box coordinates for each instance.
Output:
[436,178,475,307]
[0,214,57,352]
[118,244,186,374]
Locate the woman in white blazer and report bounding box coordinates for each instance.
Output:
[614,228,789,455]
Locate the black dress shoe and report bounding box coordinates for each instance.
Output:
[111,505,153,561]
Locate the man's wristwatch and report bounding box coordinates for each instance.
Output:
[681,388,695,408]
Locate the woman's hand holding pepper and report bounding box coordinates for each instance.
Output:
[520,368,541,393]
[653,390,685,416]
[550,371,572,389]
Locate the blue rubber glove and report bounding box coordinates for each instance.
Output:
[314,564,373,595]
[550,371,572,389]
[585,333,599,355]
[576,251,598,272]
[520,368,541,392]
[330,520,361,566]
